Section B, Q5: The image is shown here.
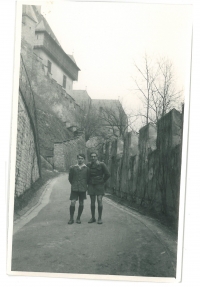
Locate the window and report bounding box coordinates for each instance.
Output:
[47,60,52,73]
[63,75,67,88]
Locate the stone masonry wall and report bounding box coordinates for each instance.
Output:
[30,50,81,127]
[54,133,86,172]
[15,92,40,197]
[15,28,41,198]
[54,143,65,172]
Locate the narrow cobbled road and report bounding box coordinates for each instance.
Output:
[11,173,177,277]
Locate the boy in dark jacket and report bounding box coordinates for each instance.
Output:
[68,154,89,224]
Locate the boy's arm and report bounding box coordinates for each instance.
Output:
[68,166,73,184]
[86,166,90,184]
[102,163,110,182]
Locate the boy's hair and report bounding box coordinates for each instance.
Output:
[90,151,98,157]
[77,153,86,159]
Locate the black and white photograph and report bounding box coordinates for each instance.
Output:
[6,0,193,283]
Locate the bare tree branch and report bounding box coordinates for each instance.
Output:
[134,55,182,125]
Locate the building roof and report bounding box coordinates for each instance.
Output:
[32,5,79,69]
[92,99,127,125]
[72,90,91,108]
[35,18,61,47]
[92,99,119,104]
[67,54,77,65]
[22,5,38,23]
[92,99,120,110]
[30,5,61,46]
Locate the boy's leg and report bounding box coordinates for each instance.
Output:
[88,195,96,223]
[76,198,84,223]
[97,195,103,224]
[68,199,76,224]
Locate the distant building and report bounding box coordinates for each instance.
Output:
[91,99,128,138]
[72,90,129,140]
[72,90,92,113]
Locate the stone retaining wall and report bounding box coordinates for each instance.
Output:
[15,92,40,197]
[54,133,86,171]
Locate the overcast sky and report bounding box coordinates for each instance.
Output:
[39,1,192,117]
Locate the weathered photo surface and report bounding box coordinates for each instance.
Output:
[7,0,192,282]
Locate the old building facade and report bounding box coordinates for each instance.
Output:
[21,5,81,127]
[15,5,86,198]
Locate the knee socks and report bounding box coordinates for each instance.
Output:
[70,206,75,219]
[91,205,95,219]
[77,205,84,219]
[98,206,103,219]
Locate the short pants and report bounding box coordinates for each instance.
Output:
[87,184,105,196]
[70,191,87,201]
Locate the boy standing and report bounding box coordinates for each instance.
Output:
[87,152,110,224]
[68,154,89,224]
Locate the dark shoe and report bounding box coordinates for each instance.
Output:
[68,219,74,224]
[88,218,96,223]
[97,219,103,224]
[76,218,81,224]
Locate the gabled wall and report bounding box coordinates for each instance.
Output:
[34,48,74,96]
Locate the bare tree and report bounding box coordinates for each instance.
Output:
[75,101,101,142]
[134,54,158,125]
[75,97,137,148]
[134,55,182,125]
[153,58,182,118]
[95,99,137,140]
